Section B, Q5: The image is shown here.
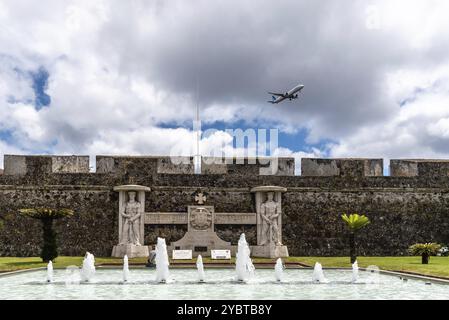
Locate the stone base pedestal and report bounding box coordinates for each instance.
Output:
[169,231,231,257]
[111,244,149,258]
[251,245,289,258]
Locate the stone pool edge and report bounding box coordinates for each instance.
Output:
[2,264,449,285]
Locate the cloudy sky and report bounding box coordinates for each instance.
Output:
[1,0,449,173]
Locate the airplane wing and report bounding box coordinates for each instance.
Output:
[267,92,286,97]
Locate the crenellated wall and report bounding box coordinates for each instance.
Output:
[1,155,449,257]
[301,158,384,177]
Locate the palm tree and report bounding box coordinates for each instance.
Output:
[341,213,370,263]
[409,243,441,264]
[19,208,74,262]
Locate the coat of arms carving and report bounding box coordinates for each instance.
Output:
[189,207,213,230]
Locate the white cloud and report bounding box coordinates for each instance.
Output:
[428,118,449,139]
[1,0,449,172]
[330,63,449,160]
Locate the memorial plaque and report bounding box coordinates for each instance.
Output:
[172,249,193,260]
[211,249,231,259]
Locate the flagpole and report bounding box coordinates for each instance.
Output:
[195,76,201,174]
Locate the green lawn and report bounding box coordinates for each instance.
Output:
[1,256,448,279]
[0,256,129,272]
[286,256,449,279]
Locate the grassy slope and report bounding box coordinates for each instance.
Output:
[1,256,448,279]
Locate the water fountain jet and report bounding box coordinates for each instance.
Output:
[235,233,255,282]
[46,261,53,283]
[80,252,96,282]
[196,255,205,282]
[352,260,359,283]
[155,237,170,283]
[274,258,284,282]
[312,262,328,283]
[123,255,130,282]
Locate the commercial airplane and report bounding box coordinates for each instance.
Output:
[267,84,304,104]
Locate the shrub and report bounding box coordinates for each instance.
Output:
[408,243,441,264]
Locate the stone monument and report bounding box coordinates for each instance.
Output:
[251,186,289,258]
[168,193,231,256]
[111,185,151,258]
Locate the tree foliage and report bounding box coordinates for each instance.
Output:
[19,208,74,219]
[409,243,441,256]
[19,208,74,262]
[341,213,371,264]
[341,213,370,231]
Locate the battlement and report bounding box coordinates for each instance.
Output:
[390,159,449,177]
[3,155,90,175]
[301,158,383,177]
[3,155,449,178]
[96,155,195,175]
[201,157,295,176]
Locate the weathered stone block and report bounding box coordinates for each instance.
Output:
[4,155,27,175]
[201,157,294,176]
[96,156,115,173]
[363,159,383,176]
[390,160,449,177]
[5,155,90,175]
[157,157,194,174]
[95,155,158,175]
[25,156,52,176]
[259,157,295,176]
[51,156,89,173]
[302,158,383,177]
[201,157,228,174]
[301,158,340,176]
[390,160,418,177]
[417,160,449,177]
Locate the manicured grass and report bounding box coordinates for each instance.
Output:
[286,256,449,279]
[0,256,237,273]
[1,256,449,279]
[0,256,128,272]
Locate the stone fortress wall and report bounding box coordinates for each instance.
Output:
[1,154,449,257]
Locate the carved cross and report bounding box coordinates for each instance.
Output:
[195,192,207,204]
[128,176,136,185]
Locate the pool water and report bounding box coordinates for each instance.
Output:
[0,268,448,300]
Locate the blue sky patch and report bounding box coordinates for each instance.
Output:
[158,118,329,156]
[29,67,51,109]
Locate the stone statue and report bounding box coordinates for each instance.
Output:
[259,192,282,246]
[120,191,142,245]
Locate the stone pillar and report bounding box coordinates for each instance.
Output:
[111,185,151,258]
[250,186,289,258]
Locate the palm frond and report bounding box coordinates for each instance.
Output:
[341,213,370,231]
[19,208,74,219]
[409,243,441,256]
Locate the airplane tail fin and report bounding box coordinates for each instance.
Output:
[267,96,276,103]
